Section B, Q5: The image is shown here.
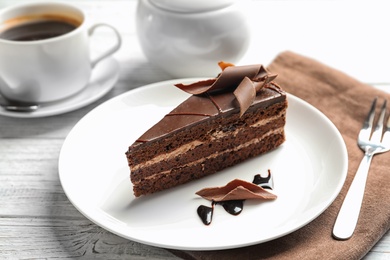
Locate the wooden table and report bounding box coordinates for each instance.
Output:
[0,1,389,259]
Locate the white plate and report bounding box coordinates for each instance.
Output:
[0,57,119,118]
[59,79,348,250]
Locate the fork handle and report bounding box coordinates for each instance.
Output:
[332,152,373,240]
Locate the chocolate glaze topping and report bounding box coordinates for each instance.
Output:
[132,63,284,145]
[133,87,284,144]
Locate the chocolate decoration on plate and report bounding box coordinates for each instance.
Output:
[196,171,276,225]
[196,178,276,202]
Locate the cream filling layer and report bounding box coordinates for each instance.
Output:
[131,110,285,172]
[133,127,284,185]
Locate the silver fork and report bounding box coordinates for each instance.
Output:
[333,97,390,240]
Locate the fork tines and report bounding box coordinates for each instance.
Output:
[361,97,390,143]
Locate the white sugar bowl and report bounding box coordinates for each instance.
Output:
[136,0,250,78]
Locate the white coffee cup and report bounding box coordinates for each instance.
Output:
[0,2,122,103]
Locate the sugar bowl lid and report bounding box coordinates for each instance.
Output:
[149,0,236,13]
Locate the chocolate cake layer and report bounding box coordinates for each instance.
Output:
[132,133,285,197]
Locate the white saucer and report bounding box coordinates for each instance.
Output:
[0,57,119,118]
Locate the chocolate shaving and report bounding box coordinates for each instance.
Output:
[174,62,277,116]
[234,77,256,117]
[195,179,277,202]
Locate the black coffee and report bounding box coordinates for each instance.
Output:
[0,18,79,41]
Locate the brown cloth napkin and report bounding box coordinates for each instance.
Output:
[169,51,390,260]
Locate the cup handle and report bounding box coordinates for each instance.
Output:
[88,23,122,68]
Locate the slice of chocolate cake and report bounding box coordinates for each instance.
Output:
[126,62,287,197]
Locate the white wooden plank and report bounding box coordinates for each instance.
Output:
[0,218,178,259]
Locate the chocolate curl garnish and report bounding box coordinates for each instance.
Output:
[234,67,277,116]
[196,179,277,202]
[175,63,277,116]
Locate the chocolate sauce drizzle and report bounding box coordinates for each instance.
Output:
[206,93,223,113]
[197,170,274,225]
[166,112,212,117]
[253,169,273,189]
